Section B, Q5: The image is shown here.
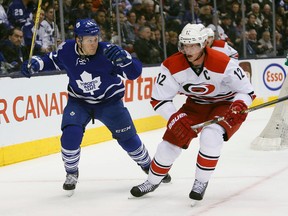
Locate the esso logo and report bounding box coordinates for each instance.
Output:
[263,64,286,91]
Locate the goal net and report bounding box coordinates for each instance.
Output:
[250,77,288,151]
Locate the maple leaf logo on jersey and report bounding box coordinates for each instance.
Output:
[182,83,215,95]
[76,71,101,95]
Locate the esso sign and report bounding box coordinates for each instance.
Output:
[263,63,286,91]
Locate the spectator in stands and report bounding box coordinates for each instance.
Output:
[111,11,134,52]
[42,0,60,26]
[83,0,95,18]
[94,9,110,37]
[220,14,237,48]
[0,1,10,28]
[197,0,212,8]
[182,0,201,26]
[247,3,264,27]
[262,3,273,26]
[22,7,51,55]
[0,27,29,72]
[166,31,178,57]
[275,16,286,40]
[141,0,155,21]
[276,0,288,17]
[257,31,274,57]
[238,29,261,58]
[244,0,257,15]
[276,4,287,21]
[198,4,213,26]
[7,0,35,28]
[154,13,163,32]
[228,1,242,27]
[41,5,61,51]
[232,17,246,48]
[70,0,95,24]
[134,14,146,35]
[130,0,143,19]
[275,30,285,56]
[245,14,260,32]
[133,26,162,64]
[113,0,132,15]
[146,14,157,31]
[70,0,85,25]
[92,0,105,12]
[164,0,182,23]
[153,28,164,60]
[122,11,137,46]
[258,18,273,40]
[63,0,74,39]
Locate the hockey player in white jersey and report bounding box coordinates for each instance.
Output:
[130,23,255,203]
[204,27,239,61]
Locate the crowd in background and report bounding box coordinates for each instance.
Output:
[0,0,288,75]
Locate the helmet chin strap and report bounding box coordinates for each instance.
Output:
[78,41,87,58]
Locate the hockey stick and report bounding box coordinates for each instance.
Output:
[28,0,42,67]
[191,95,288,130]
[53,0,58,50]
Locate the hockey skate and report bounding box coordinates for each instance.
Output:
[63,171,79,197]
[130,180,159,197]
[141,167,172,183]
[189,179,208,201]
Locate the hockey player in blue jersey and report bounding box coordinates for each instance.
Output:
[21,18,170,195]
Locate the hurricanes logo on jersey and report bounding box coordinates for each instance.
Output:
[76,71,101,95]
[183,83,215,95]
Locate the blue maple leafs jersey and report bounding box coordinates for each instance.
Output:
[40,40,142,104]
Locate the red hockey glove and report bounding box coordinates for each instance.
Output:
[163,112,197,149]
[225,100,248,126]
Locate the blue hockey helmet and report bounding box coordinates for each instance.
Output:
[74,18,100,37]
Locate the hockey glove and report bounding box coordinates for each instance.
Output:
[163,112,197,149]
[285,53,288,66]
[225,100,248,126]
[103,44,132,67]
[21,56,43,78]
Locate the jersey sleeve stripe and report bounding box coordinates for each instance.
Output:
[150,98,173,111]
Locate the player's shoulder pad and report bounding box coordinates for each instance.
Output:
[59,39,74,49]
[212,40,226,48]
[163,52,190,75]
[204,47,230,74]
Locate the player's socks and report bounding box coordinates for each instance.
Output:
[141,167,172,183]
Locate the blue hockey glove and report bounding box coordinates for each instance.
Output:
[21,56,42,78]
[104,44,132,67]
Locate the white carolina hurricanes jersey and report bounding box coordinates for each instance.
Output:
[151,48,255,120]
[211,40,239,60]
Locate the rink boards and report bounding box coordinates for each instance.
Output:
[0,58,287,166]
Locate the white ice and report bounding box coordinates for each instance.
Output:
[0,107,288,216]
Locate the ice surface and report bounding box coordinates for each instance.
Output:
[0,107,287,216]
